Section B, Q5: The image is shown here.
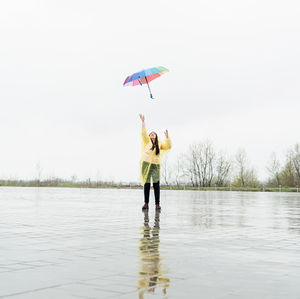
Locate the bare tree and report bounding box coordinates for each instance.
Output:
[35,162,43,187]
[95,170,101,187]
[201,141,215,187]
[246,168,260,187]
[291,143,300,185]
[234,149,247,187]
[280,151,296,187]
[280,163,294,187]
[233,149,259,187]
[161,156,172,186]
[182,149,197,187]
[215,152,231,187]
[266,152,281,186]
[272,144,300,187]
[173,154,185,187]
[184,140,216,187]
[71,174,77,183]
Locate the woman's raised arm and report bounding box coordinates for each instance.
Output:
[139,114,145,128]
[161,129,172,150]
[139,114,148,145]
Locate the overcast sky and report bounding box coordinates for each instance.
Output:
[0,0,299,182]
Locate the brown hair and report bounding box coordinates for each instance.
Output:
[149,132,160,155]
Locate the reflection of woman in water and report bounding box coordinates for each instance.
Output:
[139,114,172,210]
[137,211,170,298]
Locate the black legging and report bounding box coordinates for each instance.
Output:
[144,181,160,204]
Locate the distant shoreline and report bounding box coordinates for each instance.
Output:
[0,181,299,193]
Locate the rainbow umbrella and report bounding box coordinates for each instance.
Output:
[123,66,169,99]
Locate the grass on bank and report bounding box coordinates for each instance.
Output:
[0,180,299,192]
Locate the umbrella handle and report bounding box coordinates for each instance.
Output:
[145,76,154,100]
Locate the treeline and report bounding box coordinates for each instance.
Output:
[1,141,300,191]
[161,141,300,188]
[266,144,300,187]
[0,178,134,189]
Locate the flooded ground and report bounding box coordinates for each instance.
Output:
[0,187,299,298]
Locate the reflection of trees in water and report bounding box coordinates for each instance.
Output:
[282,196,300,234]
[190,199,214,228]
[265,194,300,234]
[188,193,248,229]
[137,211,170,299]
[188,193,215,228]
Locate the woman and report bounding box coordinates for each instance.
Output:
[139,114,172,210]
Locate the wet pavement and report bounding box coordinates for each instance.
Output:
[0,187,299,298]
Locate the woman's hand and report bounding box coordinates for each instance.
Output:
[139,114,145,122]
[164,130,169,138]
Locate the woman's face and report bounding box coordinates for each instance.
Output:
[149,132,157,141]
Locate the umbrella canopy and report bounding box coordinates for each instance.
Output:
[123,66,169,86]
[123,66,169,99]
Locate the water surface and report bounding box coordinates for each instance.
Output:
[0,187,299,298]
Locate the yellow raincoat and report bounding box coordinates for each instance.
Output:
[139,127,172,185]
